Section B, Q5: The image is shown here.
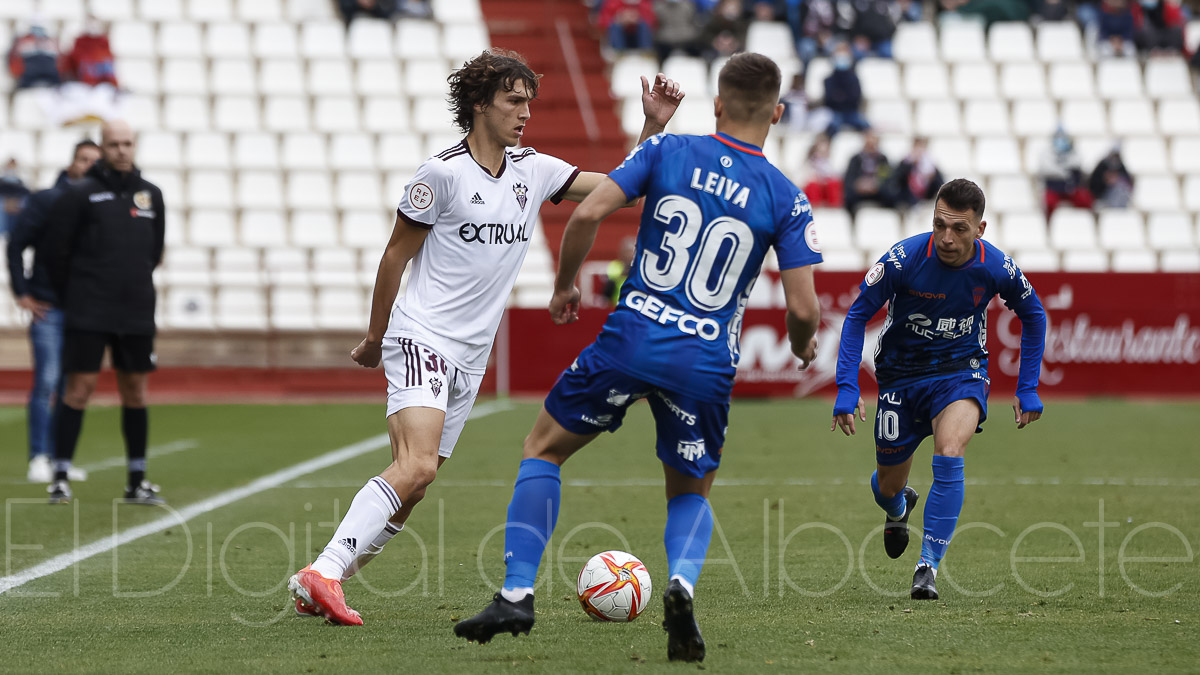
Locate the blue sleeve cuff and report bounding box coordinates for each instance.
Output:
[833,389,861,416]
[1017,392,1043,414]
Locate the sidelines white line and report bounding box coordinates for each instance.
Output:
[76,439,201,473]
[287,476,1200,489]
[0,400,514,596]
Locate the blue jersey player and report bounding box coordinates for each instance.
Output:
[831,179,1047,601]
[456,54,823,663]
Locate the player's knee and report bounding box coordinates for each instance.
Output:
[406,462,439,494]
[934,445,966,458]
[63,378,95,408]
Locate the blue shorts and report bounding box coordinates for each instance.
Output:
[874,372,990,466]
[543,345,728,479]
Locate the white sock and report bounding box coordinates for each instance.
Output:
[501,586,533,603]
[341,522,403,581]
[915,563,938,578]
[669,575,695,598]
[310,476,401,580]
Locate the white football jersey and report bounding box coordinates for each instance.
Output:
[387,140,579,374]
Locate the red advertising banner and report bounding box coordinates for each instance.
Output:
[504,272,1200,398]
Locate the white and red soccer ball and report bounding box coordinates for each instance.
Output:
[576,550,652,622]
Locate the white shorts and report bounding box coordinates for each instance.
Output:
[382,338,483,458]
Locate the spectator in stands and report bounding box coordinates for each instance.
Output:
[823,43,871,137]
[0,159,31,236]
[700,0,750,61]
[7,20,62,90]
[1132,0,1185,55]
[936,0,1032,28]
[844,130,892,215]
[602,237,637,306]
[396,0,432,17]
[750,0,783,21]
[1088,144,1134,208]
[781,71,832,133]
[599,0,658,54]
[1039,128,1093,216]
[796,0,838,63]
[897,0,924,21]
[800,134,844,208]
[64,17,117,87]
[1097,0,1137,57]
[653,0,702,63]
[888,137,944,209]
[1034,0,1072,21]
[1076,0,1103,33]
[846,0,898,59]
[337,0,396,28]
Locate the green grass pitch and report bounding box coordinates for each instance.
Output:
[0,398,1197,674]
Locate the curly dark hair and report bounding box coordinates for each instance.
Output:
[447,49,541,134]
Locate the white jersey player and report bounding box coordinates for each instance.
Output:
[288,49,684,625]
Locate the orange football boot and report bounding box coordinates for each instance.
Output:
[287,566,363,626]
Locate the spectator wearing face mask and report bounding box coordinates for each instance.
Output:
[1132,0,1184,55]
[8,20,63,90]
[1040,128,1093,217]
[823,43,871,137]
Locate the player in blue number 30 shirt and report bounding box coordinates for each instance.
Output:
[456,54,823,662]
[832,178,1047,601]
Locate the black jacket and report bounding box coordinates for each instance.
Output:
[48,162,165,335]
[823,68,863,113]
[7,171,71,305]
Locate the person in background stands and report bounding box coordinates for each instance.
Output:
[823,43,871,137]
[1039,128,1092,217]
[801,134,844,208]
[1088,144,1134,209]
[602,236,638,307]
[844,130,892,215]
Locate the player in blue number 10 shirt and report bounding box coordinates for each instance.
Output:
[832,178,1048,601]
[455,53,823,663]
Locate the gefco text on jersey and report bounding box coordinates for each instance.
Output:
[458,222,531,244]
[689,168,750,208]
[624,290,721,341]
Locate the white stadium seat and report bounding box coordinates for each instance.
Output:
[999,212,1049,252]
[215,249,265,287]
[1186,176,1200,211]
[1000,63,1046,99]
[260,60,305,95]
[348,18,394,59]
[1110,250,1157,272]
[1159,99,1200,134]
[213,96,261,132]
[153,171,185,209]
[216,287,268,330]
[1144,58,1192,99]
[0,0,31,18]
[915,99,961,137]
[282,132,328,170]
[314,98,361,133]
[356,60,402,96]
[271,287,316,329]
[316,288,368,330]
[189,210,238,247]
[1146,213,1195,250]
[291,211,338,247]
[1048,62,1095,100]
[412,96,457,135]
[1133,175,1181,212]
[237,171,285,209]
[211,58,257,95]
[894,22,938,62]
[264,97,311,132]
[188,0,233,21]
[974,137,1022,175]
[1011,100,1057,137]
[162,248,211,286]
[241,210,288,247]
[988,22,1035,62]
[236,0,282,21]
[745,20,796,64]
[1049,208,1097,249]
[287,171,334,210]
[342,211,389,249]
[988,176,1037,213]
[854,208,901,256]
[363,98,413,133]
[951,62,998,99]
[165,287,215,329]
[378,134,423,172]
[442,22,491,62]
[662,55,709,100]
[904,63,950,100]
[0,131,36,166]
[395,19,442,60]
[866,99,912,136]
[110,20,156,58]
[161,58,208,95]
[964,100,1009,136]
[1097,210,1146,250]
[941,20,986,62]
[405,59,452,97]
[336,171,384,210]
[431,0,481,23]
[116,58,157,93]
[139,0,183,20]
[1170,137,1200,174]
[254,23,298,58]
[185,131,232,169]
[92,0,135,20]
[42,0,84,19]
[1036,22,1084,62]
[857,58,901,99]
[301,21,346,58]
[288,0,336,20]
[234,132,280,169]
[137,131,182,169]
[1161,250,1200,272]
[1121,137,1168,175]
[1108,99,1156,135]
[1061,250,1108,272]
[312,248,359,287]
[330,133,376,170]
[309,59,354,96]
[188,170,235,209]
[1097,59,1144,99]
[264,247,310,286]
[612,53,658,98]
[158,22,203,58]
[828,132,863,175]
[163,95,210,131]
[1011,249,1060,272]
[206,22,251,57]
[804,58,832,101]
[927,137,972,176]
[1060,100,1108,135]
[812,209,853,251]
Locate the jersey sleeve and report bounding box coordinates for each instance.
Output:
[995,252,1047,411]
[607,133,667,201]
[773,188,823,270]
[833,248,903,415]
[396,159,454,229]
[530,152,580,205]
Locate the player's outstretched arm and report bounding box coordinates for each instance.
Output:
[557,74,684,204]
[780,265,820,368]
[351,214,430,367]
[550,179,630,324]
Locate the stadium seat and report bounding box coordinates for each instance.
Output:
[291,211,339,247]
[1132,175,1181,212]
[207,22,251,57]
[286,171,334,210]
[1036,22,1084,62]
[264,248,310,286]
[41,0,84,19]
[309,59,354,96]
[271,287,317,330]
[378,133,423,171]
[260,60,305,95]
[988,176,1037,213]
[1097,210,1146,250]
[117,57,158,93]
[974,137,1022,175]
[214,249,264,288]
[138,0,183,20]
[828,132,863,175]
[233,132,280,169]
[158,22,203,58]
[342,211,389,249]
[215,287,268,330]
[356,60,403,96]
[329,133,376,170]
[0,131,36,167]
[420,134,463,161]
[213,96,261,132]
[1011,100,1057,137]
[109,20,156,58]
[395,19,442,60]
[951,62,998,99]
[189,210,238,248]
[236,0,282,21]
[988,22,1035,62]
[1169,137,1200,174]
[1000,63,1047,99]
[412,97,457,135]
[162,248,212,286]
[914,99,961,137]
[1144,58,1192,99]
[313,248,360,287]
[1146,213,1195,250]
[300,21,346,58]
[316,288,368,330]
[336,171,384,210]
[211,58,257,95]
[1108,99,1156,135]
[857,59,901,99]
[10,91,49,130]
[405,59,452,97]
[745,20,796,65]
[662,55,709,100]
[964,100,1010,136]
[1186,176,1200,211]
[162,209,185,248]
[1048,62,1096,100]
[161,58,208,95]
[136,131,182,169]
[1110,249,1157,272]
[287,0,336,20]
[163,95,211,131]
[348,18,394,59]
[1097,59,1144,99]
[119,94,161,129]
[442,22,491,62]
[240,210,288,247]
[92,0,135,20]
[999,212,1049,251]
[864,99,911,136]
[854,208,901,256]
[264,97,311,131]
[0,0,32,18]
[1160,250,1200,272]
[815,250,865,271]
[1061,249,1108,271]
[154,171,185,209]
[940,20,987,62]
[893,22,938,62]
[1060,100,1108,135]
[431,0,481,23]
[904,63,951,100]
[188,171,235,210]
[187,0,232,20]
[1158,99,1200,134]
[812,209,853,252]
[927,137,972,176]
[185,131,232,169]
[253,22,298,58]
[803,58,832,101]
[35,130,80,169]
[237,171,285,209]
[166,287,215,329]
[314,98,361,133]
[363,98,413,133]
[1049,207,1097,249]
[1121,137,1168,174]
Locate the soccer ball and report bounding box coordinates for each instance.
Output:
[576,550,652,622]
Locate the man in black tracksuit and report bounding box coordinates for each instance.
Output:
[46,120,167,505]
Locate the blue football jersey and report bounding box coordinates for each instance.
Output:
[834,233,1047,415]
[591,132,823,402]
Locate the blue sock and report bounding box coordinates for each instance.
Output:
[663,493,713,593]
[871,470,907,519]
[919,455,965,570]
[502,458,561,591]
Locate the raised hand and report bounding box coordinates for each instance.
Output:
[641,73,685,129]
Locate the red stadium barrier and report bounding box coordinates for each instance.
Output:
[502,272,1200,398]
